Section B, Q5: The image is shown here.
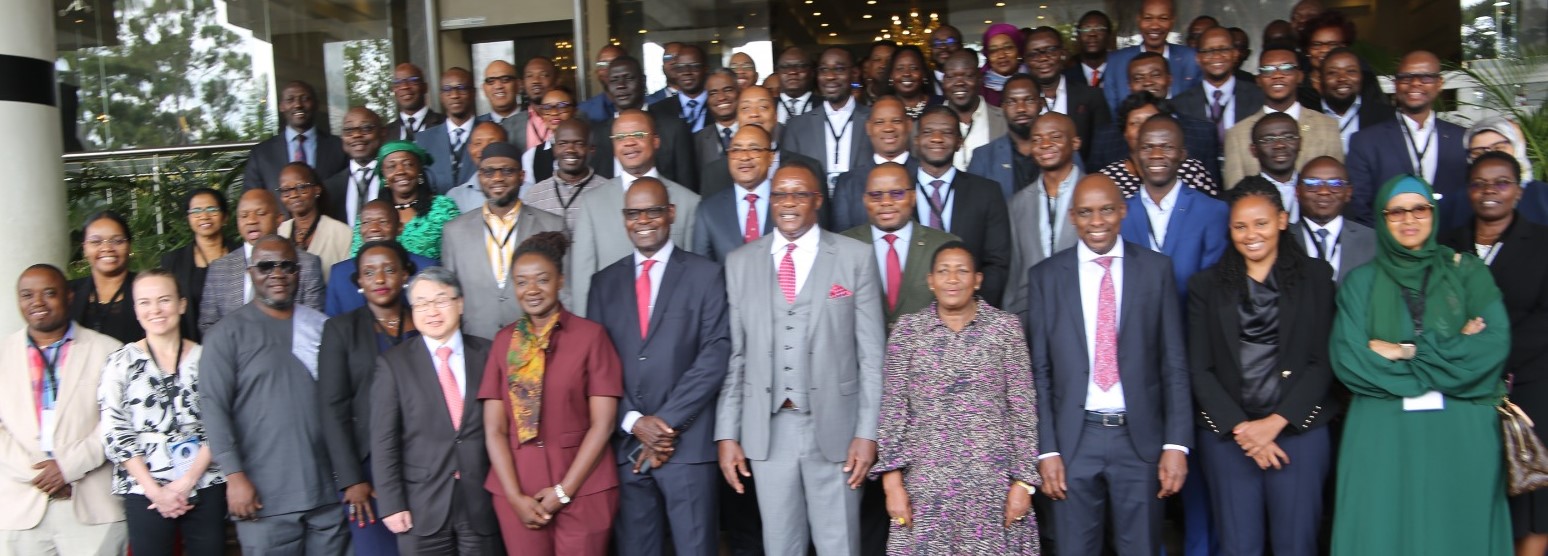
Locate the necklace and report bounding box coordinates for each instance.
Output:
[903,98,928,119]
[375,316,401,327]
[393,199,418,210]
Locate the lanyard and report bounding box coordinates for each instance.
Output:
[555,173,595,213]
[28,337,64,409]
[1303,225,1343,262]
[150,340,186,406]
[921,179,956,231]
[824,109,855,168]
[1400,119,1435,181]
[485,214,519,285]
[1480,241,1503,266]
[286,215,322,250]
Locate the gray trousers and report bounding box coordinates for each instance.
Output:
[748,411,862,556]
[233,503,350,556]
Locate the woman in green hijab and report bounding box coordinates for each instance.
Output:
[350,140,460,259]
[1330,174,1512,554]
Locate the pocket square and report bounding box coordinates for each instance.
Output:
[828,284,852,299]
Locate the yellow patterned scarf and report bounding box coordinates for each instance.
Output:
[506,315,557,443]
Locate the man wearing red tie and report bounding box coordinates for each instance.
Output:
[839,162,959,327]
[371,267,500,554]
[693,125,779,263]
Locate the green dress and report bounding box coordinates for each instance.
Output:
[1329,260,1512,555]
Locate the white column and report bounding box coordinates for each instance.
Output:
[0,1,65,331]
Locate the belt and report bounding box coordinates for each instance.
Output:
[1084,411,1127,427]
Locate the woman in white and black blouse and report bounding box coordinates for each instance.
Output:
[98,269,226,553]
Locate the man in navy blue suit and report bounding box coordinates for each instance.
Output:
[588,178,730,556]
[1345,50,1468,226]
[1101,0,1202,116]
[414,67,478,193]
[694,125,777,263]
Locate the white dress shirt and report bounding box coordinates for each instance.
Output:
[1082,62,1107,87]
[1401,112,1440,185]
[770,227,821,297]
[1323,97,1362,151]
[735,180,772,235]
[242,243,254,303]
[423,330,468,398]
[399,106,430,139]
[1302,216,1346,276]
[955,99,994,171]
[1139,181,1183,250]
[615,166,662,191]
[1203,76,1237,128]
[915,168,959,232]
[870,222,914,299]
[1044,76,1071,116]
[1077,239,1127,413]
[874,152,910,165]
[344,160,381,227]
[1264,102,1304,120]
[1262,172,1300,223]
[620,241,675,434]
[822,100,858,177]
[778,91,814,124]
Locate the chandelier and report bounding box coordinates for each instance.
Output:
[874,10,941,53]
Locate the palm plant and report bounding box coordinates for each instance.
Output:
[1450,51,1547,182]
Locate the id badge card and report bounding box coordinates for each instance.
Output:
[1403,390,1446,412]
[169,438,201,477]
[38,408,57,456]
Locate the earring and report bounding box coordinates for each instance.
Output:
[357,288,364,294]
[417,176,426,186]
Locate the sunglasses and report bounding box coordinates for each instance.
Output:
[1299,178,1350,190]
[249,260,301,275]
[1257,63,1299,77]
[865,189,910,201]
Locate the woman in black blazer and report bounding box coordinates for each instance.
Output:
[1187,177,1342,556]
[159,187,237,341]
[316,240,419,556]
[1439,152,1548,555]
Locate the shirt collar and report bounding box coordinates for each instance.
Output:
[1403,111,1436,132]
[871,221,914,243]
[1323,95,1361,118]
[284,126,316,143]
[423,329,464,359]
[1077,235,1125,263]
[780,91,812,105]
[1037,167,1082,197]
[875,151,910,165]
[634,239,676,268]
[403,106,430,123]
[917,167,958,188]
[1141,181,1183,212]
[679,90,708,107]
[1260,172,1297,188]
[448,116,475,135]
[350,159,377,172]
[824,98,855,116]
[618,166,662,189]
[737,178,772,197]
[1265,102,1303,120]
[1204,75,1235,97]
[770,226,821,255]
[717,122,739,134]
[482,202,520,223]
[1305,214,1344,237]
[31,324,75,350]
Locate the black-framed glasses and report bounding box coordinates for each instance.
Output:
[1254,134,1302,146]
[1299,178,1350,190]
[1257,63,1299,77]
[865,189,910,201]
[478,167,521,178]
[483,75,516,85]
[249,260,300,275]
[770,191,819,204]
[440,84,473,93]
[1469,179,1519,192]
[622,206,670,221]
[391,76,423,88]
[277,183,317,195]
[1382,204,1434,222]
[1395,72,1442,85]
[930,37,962,47]
[187,206,222,215]
[410,295,459,312]
[1308,40,1346,50]
[341,124,380,136]
[536,101,575,113]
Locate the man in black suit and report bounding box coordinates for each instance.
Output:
[373,268,500,554]
[913,106,1012,306]
[324,107,386,226]
[245,80,345,192]
[589,179,731,556]
[1174,26,1266,145]
[784,46,872,192]
[648,45,710,134]
[694,70,741,168]
[698,86,823,200]
[1025,26,1110,161]
[774,46,817,125]
[1028,173,1192,555]
[1065,11,1113,90]
[831,97,914,231]
[589,55,699,192]
[1316,48,1396,151]
[387,63,444,141]
[1346,50,1468,226]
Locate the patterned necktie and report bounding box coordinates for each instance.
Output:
[451,128,466,178]
[883,234,902,310]
[743,193,761,243]
[778,243,798,304]
[1315,228,1331,260]
[1093,256,1119,391]
[435,346,463,430]
[721,127,734,153]
[1043,90,1058,114]
[928,180,946,230]
[1090,69,1101,88]
[637,259,655,339]
[292,134,307,163]
[404,116,417,141]
[1210,90,1228,143]
[686,99,701,131]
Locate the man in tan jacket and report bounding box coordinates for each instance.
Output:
[0,264,125,555]
[1221,46,1343,188]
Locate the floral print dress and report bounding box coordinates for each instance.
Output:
[98,343,224,494]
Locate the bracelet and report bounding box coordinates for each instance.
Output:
[553,483,572,505]
[1014,481,1036,496]
[1400,342,1417,360]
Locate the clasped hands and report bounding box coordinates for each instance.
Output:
[631,415,678,474]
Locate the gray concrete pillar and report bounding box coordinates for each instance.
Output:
[0,1,66,331]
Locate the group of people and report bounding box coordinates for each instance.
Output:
[5,0,1547,555]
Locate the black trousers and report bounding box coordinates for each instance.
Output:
[123,483,228,555]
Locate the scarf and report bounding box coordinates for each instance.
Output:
[1368,175,1495,342]
[506,314,558,443]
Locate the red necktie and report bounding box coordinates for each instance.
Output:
[778,244,798,304]
[743,193,760,244]
[883,234,902,311]
[435,346,463,430]
[1093,256,1119,391]
[1090,69,1101,88]
[637,259,656,339]
[292,134,307,163]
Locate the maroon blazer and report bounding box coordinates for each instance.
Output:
[479,310,624,498]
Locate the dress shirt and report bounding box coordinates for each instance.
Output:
[870,222,914,299]
[620,240,677,434]
[484,109,516,125]
[1082,62,1107,87]
[735,180,772,234]
[714,122,738,148]
[614,165,663,191]
[1044,77,1070,116]
[1203,76,1237,128]
[1264,102,1305,120]
[423,331,468,398]
[770,227,821,297]
[445,117,475,150]
[241,243,254,303]
[1400,112,1440,185]
[1139,181,1183,250]
[1324,97,1362,151]
[1262,172,1300,223]
[678,91,708,133]
[1302,216,1346,276]
[874,152,910,165]
[399,106,430,139]
[1077,239,1127,413]
[822,100,858,177]
[915,167,959,232]
[344,160,380,226]
[778,91,813,124]
[1035,169,1080,259]
[283,127,318,167]
[483,204,520,287]
[956,99,994,171]
[32,325,74,456]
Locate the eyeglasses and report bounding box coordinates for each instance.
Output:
[1382,204,1434,222]
[341,124,380,136]
[1075,26,1108,35]
[816,65,852,76]
[410,295,459,312]
[187,206,222,215]
[777,63,813,74]
[536,101,575,113]
[1024,46,1063,60]
[1198,47,1237,59]
[1254,133,1301,146]
[727,146,771,157]
[440,84,472,93]
[610,131,650,142]
[930,37,962,47]
[865,189,910,201]
[1308,40,1346,50]
[1394,72,1442,85]
[1299,178,1350,190]
[85,236,129,249]
[1468,140,1513,158]
[594,61,612,69]
[1469,179,1519,192]
[622,206,670,221]
[607,75,640,85]
[478,167,521,178]
[249,260,300,275]
[770,191,819,203]
[277,183,316,195]
[672,62,705,71]
[483,75,516,85]
[729,63,757,72]
[1257,63,1299,77]
[390,76,423,88]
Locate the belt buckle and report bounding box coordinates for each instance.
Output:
[1101,413,1124,427]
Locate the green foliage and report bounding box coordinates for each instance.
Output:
[1451,52,1548,182]
[344,39,397,119]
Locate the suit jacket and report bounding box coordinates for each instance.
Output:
[694,122,736,170]
[161,239,239,341]
[386,109,446,142]
[840,223,960,326]
[588,111,699,192]
[498,110,534,154]
[1289,218,1375,284]
[1089,115,1223,185]
[1222,109,1344,188]
[697,151,825,200]
[1345,117,1469,227]
[918,170,1013,306]
[1003,170,1083,318]
[1173,79,1267,130]
[243,130,346,191]
[1187,257,1342,438]
[783,103,875,178]
[966,135,1037,201]
[694,184,776,264]
[828,155,922,233]
[322,166,353,223]
[1026,243,1193,461]
[1120,186,1230,304]
[569,176,701,317]
[648,95,709,138]
[371,333,497,536]
[317,307,389,489]
[0,325,123,529]
[415,121,477,194]
[578,93,616,124]
[588,248,731,464]
[197,247,325,333]
[714,231,885,462]
[1441,216,1548,380]
[1101,44,1204,116]
[440,205,566,340]
[1059,78,1113,161]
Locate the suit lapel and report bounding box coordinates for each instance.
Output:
[1216,282,1244,371]
[1164,189,1194,257]
[407,341,459,433]
[461,338,489,431]
[804,234,839,342]
[3,333,39,445]
[1063,254,1090,365]
[899,227,936,315]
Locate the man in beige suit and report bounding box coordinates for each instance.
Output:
[0,265,125,555]
[1222,46,1343,188]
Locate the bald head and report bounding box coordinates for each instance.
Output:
[483,60,519,114]
[342,107,385,162]
[469,121,508,164]
[1070,173,1126,253]
[730,52,758,89]
[737,85,778,132]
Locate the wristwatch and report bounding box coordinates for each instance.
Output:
[553,483,572,505]
[1400,342,1417,360]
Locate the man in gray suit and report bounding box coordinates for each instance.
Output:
[941,51,1007,171]
[200,188,324,333]
[1291,156,1374,284]
[1005,113,1083,318]
[569,110,701,316]
[440,141,565,339]
[715,165,884,556]
[784,46,873,190]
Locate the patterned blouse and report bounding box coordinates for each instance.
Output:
[98,343,224,495]
[350,194,460,260]
[1099,158,1221,200]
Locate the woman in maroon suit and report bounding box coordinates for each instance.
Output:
[480,232,623,555]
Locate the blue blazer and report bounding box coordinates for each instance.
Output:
[587,247,731,465]
[693,186,776,264]
[1026,242,1193,461]
[1101,44,1204,117]
[1344,118,1469,227]
[967,135,1035,201]
[1119,186,1229,304]
[413,123,476,194]
[323,253,440,317]
[579,93,617,124]
[1088,115,1222,186]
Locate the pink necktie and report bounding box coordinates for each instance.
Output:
[883,234,902,311]
[435,346,463,430]
[743,193,761,244]
[928,180,946,229]
[292,134,307,163]
[778,243,798,304]
[637,259,656,339]
[1093,256,1119,391]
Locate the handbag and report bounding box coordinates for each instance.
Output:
[1499,398,1548,496]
